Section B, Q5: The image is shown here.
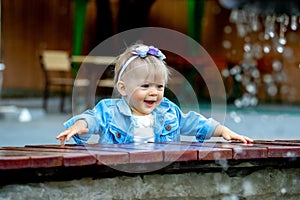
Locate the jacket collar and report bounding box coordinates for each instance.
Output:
[116,97,132,116]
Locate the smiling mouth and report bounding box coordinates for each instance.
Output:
[144,100,156,107]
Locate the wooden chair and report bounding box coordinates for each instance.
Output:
[40,50,74,112]
[71,55,116,103]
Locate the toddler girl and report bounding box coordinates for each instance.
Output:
[56,44,253,146]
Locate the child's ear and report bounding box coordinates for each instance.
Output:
[116,81,127,96]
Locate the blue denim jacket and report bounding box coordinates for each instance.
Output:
[64,97,219,144]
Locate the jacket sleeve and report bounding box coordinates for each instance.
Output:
[176,106,220,142]
[63,100,106,144]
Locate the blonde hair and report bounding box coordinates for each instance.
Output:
[114,44,169,85]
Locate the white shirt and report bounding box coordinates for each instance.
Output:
[132,114,154,143]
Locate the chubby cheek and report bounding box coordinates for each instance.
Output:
[128,91,146,105]
[135,90,148,100]
[157,91,164,103]
[125,86,143,99]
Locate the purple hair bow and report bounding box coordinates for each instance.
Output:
[133,46,166,60]
[118,45,166,81]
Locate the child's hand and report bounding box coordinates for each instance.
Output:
[214,125,253,144]
[56,120,89,146]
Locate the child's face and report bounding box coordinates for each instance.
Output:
[120,67,165,116]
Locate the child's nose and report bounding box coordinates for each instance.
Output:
[149,87,158,96]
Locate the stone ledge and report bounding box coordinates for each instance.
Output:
[1,167,300,199]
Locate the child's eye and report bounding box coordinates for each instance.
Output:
[156,85,164,90]
[141,84,150,88]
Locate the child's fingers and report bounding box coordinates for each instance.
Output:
[235,135,253,144]
[59,137,66,146]
[56,120,89,146]
[66,132,73,142]
[56,129,70,139]
[222,133,232,141]
[56,128,89,144]
[239,136,247,144]
[65,128,89,141]
[64,129,78,142]
[223,132,252,144]
[244,136,254,143]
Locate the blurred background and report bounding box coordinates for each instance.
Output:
[1,0,300,146]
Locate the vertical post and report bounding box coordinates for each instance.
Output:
[0,0,1,62]
[73,0,88,72]
[187,0,205,99]
[0,0,4,99]
[0,64,4,99]
[187,0,205,44]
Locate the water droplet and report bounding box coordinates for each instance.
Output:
[250,97,258,106]
[263,74,273,84]
[267,85,278,96]
[234,116,241,123]
[229,10,239,23]
[213,152,221,159]
[234,74,242,82]
[279,37,287,45]
[285,151,296,157]
[246,83,257,94]
[224,25,232,34]
[222,69,230,78]
[19,108,32,122]
[216,159,229,171]
[234,146,243,154]
[244,43,251,52]
[234,99,242,108]
[222,40,232,49]
[291,15,298,31]
[251,69,260,78]
[240,94,253,107]
[230,65,241,75]
[276,45,284,53]
[243,181,255,196]
[230,111,242,123]
[269,31,275,38]
[219,184,230,194]
[272,60,282,71]
[280,188,287,194]
[263,45,271,53]
[264,33,270,40]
